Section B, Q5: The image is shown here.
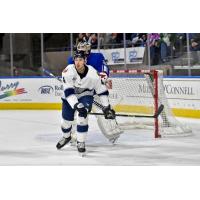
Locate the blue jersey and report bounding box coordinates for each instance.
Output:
[68,52,109,75]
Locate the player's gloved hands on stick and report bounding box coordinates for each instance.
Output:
[102,105,116,119]
[74,103,88,118]
[99,71,108,84]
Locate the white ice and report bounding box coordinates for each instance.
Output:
[0,110,200,165]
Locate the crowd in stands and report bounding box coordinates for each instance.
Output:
[148,33,200,65]
[75,33,200,65]
[2,33,200,77]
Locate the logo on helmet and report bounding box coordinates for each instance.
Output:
[77,41,91,56]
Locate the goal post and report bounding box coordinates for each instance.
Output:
[94,69,192,139]
[110,69,162,138]
[154,70,160,138]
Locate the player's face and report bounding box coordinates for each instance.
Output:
[74,57,86,73]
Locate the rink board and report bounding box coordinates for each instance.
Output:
[1,103,199,118]
[1,76,200,118]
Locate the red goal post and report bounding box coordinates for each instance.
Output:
[108,69,192,138]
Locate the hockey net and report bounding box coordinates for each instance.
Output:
[94,69,192,138]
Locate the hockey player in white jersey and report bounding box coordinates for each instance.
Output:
[56,51,115,155]
[68,41,122,143]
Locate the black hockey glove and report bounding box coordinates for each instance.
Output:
[102,105,116,119]
[74,103,88,118]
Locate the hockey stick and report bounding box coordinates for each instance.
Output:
[42,68,105,110]
[89,104,164,118]
[43,68,164,118]
[43,68,63,82]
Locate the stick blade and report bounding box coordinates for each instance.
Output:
[154,104,164,118]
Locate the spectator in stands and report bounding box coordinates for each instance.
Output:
[98,33,105,48]
[84,33,91,42]
[116,33,123,46]
[149,33,160,46]
[131,34,139,46]
[109,33,118,48]
[132,33,147,47]
[106,33,123,48]
[189,33,200,64]
[140,33,147,45]
[102,33,111,49]
[175,33,186,55]
[190,33,200,51]
[88,33,98,49]
[125,33,132,47]
[149,33,161,65]
[75,33,86,46]
[160,33,171,63]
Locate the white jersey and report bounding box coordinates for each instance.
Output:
[62,64,109,109]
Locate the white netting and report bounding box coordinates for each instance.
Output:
[94,70,192,138]
[155,72,192,136]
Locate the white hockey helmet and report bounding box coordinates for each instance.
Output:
[76,41,91,56]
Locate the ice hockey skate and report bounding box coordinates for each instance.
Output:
[77,141,86,157]
[109,135,120,144]
[56,135,72,149]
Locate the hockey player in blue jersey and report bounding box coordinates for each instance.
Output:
[68,41,109,83]
[56,51,116,155]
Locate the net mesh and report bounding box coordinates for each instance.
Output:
[94,70,192,137]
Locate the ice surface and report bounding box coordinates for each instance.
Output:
[0,110,200,165]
